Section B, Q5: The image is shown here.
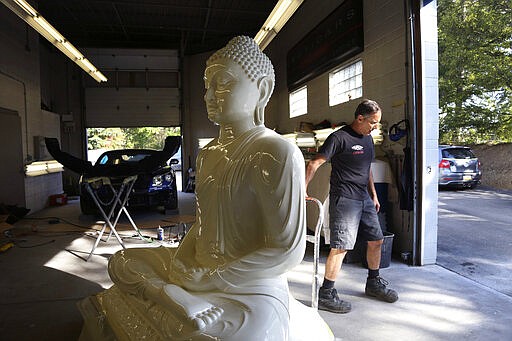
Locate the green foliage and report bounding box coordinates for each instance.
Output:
[122,127,181,149]
[87,127,180,151]
[438,0,512,144]
[87,128,126,150]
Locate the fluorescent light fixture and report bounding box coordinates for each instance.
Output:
[1,0,107,83]
[95,71,108,82]
[254,0,304,50]
[25,160,64,176]
[81,58,96,72]
[25,161,48,177]
[62,41,84,60]
[13,0,35,16]
[34,15,64,43]
[46,160,64,173]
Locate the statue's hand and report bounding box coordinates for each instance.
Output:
[181,267,216,292]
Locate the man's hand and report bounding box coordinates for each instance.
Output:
[305,156,327,197]
[372,195,381,213]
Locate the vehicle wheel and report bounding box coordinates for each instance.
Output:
[164,199,178,211]
[163,189,178,213]
[80,197,97,215]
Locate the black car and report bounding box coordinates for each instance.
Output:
[80,149,179,215]
[438,145,482,189]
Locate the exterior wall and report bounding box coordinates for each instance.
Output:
[419,0,439,265]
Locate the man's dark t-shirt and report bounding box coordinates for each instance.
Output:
[318,125,374,200]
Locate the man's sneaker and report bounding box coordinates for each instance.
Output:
[318,287,352,313]
[365,276,399,303]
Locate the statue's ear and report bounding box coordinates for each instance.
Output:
[257,76,273,107]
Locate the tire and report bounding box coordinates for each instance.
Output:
[80,196,97,215]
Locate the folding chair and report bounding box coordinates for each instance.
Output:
[305,196,325,310]
[83,175,147,261]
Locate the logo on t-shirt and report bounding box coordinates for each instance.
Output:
[351,144,364,155]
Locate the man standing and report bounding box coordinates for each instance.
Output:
[305,99,398,314]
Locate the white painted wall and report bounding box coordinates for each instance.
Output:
[419,0,439,265]
[0,5,63,212]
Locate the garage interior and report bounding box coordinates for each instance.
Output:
[1,0,512,340]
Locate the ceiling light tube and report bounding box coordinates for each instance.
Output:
[95,72,108,82]
[1,0,107,82]
[254,0,303,50]
[13,0,36,16]
[62,41,84,60]
[89,72,102,83]
[34,16,65,43]
[254,30,268,45]
[81,58,97,72]
[265,0,292,30]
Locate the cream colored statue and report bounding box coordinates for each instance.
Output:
[81,36,332,341]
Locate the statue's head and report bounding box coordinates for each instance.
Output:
[204,36,275,126]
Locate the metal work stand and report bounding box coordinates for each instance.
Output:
[305,197,324,310]
[83,175,146,261]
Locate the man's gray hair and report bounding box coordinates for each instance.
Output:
[354,99,381,118]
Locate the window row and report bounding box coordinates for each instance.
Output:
[289,60,363,118]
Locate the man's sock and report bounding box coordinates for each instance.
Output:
[321,278,335,290]
[368,269,380,279]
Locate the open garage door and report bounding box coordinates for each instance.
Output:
[85,87,180,127]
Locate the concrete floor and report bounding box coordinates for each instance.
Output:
[1,192,512,340]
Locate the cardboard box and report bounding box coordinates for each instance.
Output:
[49,193,68,206]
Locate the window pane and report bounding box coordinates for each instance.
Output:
[329,60,363,106]
[289,86,308,118]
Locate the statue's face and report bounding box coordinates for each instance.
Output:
[204,58,260,125]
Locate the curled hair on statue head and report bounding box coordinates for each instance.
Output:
[354,99,381,118]
[207,36,275,126]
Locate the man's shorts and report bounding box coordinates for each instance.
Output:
[328,194,384,250]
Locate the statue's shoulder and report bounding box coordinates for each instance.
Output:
[253,128,302,158]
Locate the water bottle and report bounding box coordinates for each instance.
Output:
[157,226,164,241]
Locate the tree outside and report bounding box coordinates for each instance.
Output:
[438,0,512,144]
[86,127,180,157]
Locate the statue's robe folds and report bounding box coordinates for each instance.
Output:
[100,126,307,340]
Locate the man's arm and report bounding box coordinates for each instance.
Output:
[305,155,327,197]
[368,169,380,213]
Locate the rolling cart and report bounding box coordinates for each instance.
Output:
[305,196,325,310]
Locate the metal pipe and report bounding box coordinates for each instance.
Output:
[408,0,422,266]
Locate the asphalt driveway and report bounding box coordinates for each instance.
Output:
[437,186,512,297]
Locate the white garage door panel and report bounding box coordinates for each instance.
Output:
[85,88,180,127]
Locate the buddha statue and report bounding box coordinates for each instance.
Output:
[80,36,332,341]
